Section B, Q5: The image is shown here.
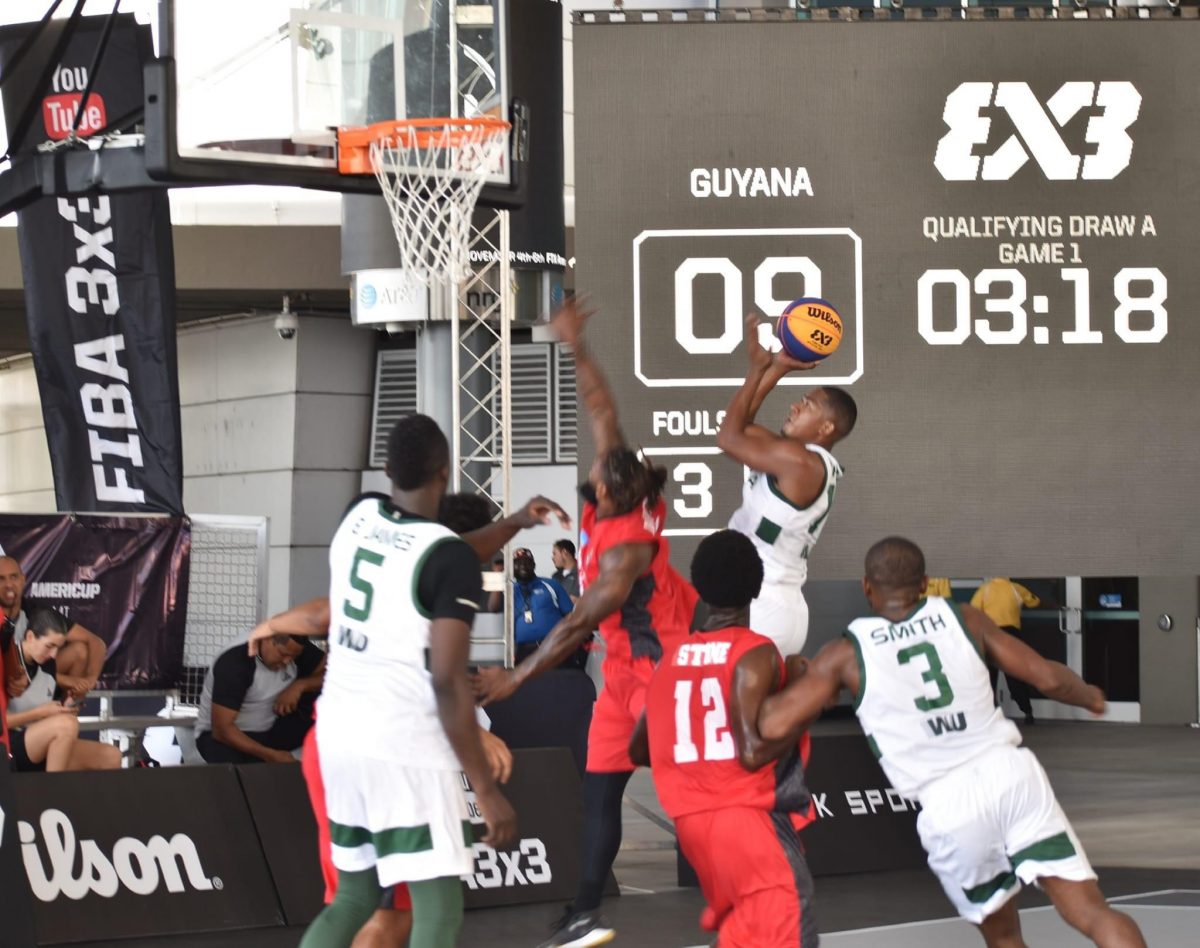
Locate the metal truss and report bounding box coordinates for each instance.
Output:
[450,209,515,666]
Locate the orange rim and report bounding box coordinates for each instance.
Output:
[337,117,511,176]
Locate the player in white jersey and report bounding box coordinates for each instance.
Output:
[758,537,1146,948]
[298,414,517,948]
[719,313,857,656]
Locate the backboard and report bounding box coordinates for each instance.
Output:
[158,0,514,192]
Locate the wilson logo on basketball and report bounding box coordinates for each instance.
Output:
[934,81,1141,182]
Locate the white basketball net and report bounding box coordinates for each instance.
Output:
[369,120,509,287]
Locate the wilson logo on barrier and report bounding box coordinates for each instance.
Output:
[19,808,220,901]
[934,81,1142,181]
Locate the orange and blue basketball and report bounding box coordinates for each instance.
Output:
[777,297,843,362]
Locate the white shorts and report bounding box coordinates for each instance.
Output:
[750,582,809,657]
[916,744,1095,924]
[320,748,475,887]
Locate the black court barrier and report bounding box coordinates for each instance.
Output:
[0,758,38,947]
[10,767,282,945]
[236,761,326,927]
[678,733,925,887]
[484,668,596,776]
[240,747,607,920]
[802,734,926,875]
[460,747,610,909]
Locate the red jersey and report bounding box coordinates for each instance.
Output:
[645,627,812,820]
[579,498,697,664]
[1,615,14,755]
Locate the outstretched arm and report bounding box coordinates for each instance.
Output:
[459,495,572,563]
[551,298,625,457]
[248,598,331,656]
[728,642,801,771]
[758,638,857,741]
[962,605,1104,714]
[473,541,654,704]
[717,314,822,487]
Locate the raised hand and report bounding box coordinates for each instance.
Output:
[549,296,595,349]
[514,495,571,530]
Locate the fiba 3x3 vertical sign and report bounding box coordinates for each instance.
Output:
[632,228,863,388]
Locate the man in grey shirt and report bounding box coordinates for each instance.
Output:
[551,539,581,603]
[195,633,324,764]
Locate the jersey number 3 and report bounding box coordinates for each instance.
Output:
[897,642,955,711]
[673,678,735,764]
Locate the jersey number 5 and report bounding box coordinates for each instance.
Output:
[897,642,955,711]
[344,547,385,621]
[673,678,735,764]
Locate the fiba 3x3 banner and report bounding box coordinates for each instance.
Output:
[573,16,1199,578]
[0,15,184,515]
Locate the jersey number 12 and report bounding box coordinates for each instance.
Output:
[673,678,735,764]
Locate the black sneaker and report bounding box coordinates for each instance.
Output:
[1024,713,1036,726]
[536,907,615,947]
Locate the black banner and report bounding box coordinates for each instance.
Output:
[11,767,282,945]
[0,513,190,690]
[0,15,184,515]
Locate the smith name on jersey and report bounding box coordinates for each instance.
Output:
[844,597,1020,799]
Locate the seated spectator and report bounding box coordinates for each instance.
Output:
[5,608,122,772]
[195,633,324,764]
[551,539,581,603]
[1,555,108,703]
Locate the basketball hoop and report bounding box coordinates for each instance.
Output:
[338,117,510,287]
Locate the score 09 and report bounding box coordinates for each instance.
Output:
[917,267,1167,345]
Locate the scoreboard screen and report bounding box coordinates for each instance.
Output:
[573,16,1200,579]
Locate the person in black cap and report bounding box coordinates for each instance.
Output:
[509,549,577,663]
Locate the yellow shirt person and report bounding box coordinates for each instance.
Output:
[970,578,1040,631]
[923,577,952,599]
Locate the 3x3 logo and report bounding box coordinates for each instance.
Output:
[935,81,1142,181]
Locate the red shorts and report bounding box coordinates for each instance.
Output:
[676,807,818,948]
[586,658,656,772]
[301,727,412,910]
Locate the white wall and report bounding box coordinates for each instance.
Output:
[0,313,375,616]
[0,357,55,511]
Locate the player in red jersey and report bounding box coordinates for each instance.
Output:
[630,529,819,948]
[474,298,699,947]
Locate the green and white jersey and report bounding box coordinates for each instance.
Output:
[728,444,842,587]
[845,597,1021,799]
[318,494,479,770]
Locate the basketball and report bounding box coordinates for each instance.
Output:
[777,298,844,362]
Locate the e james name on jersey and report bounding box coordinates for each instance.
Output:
[867,612,948,647]
[690,166,813,199]
[350,516,416,552]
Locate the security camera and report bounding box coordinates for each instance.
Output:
[275,311,298,340]
[274,295,297,340]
